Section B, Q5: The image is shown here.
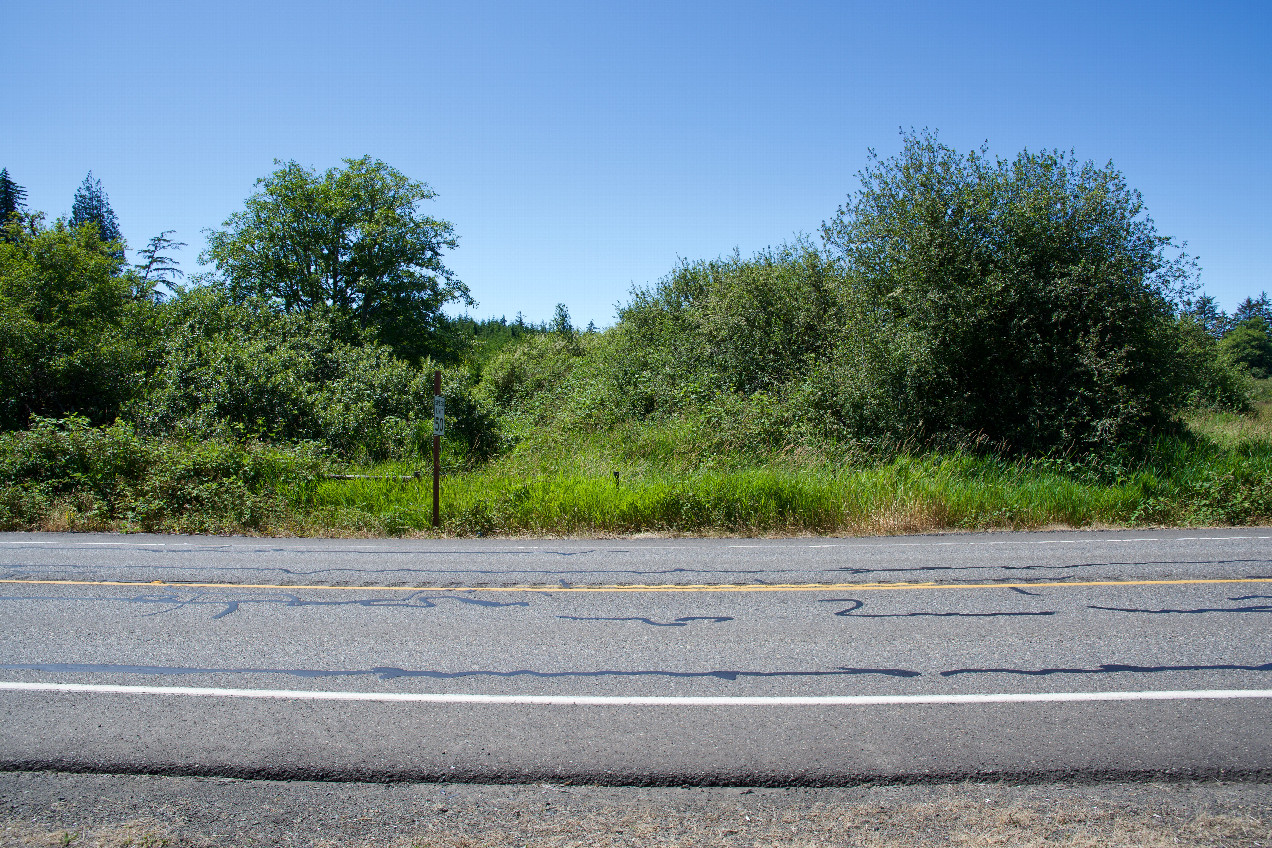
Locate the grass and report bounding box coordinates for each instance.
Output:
[4,405,1272,537]
[297,403,1272,537]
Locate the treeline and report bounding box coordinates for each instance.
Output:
[476,134,1264,460]
[2,134,1269,478]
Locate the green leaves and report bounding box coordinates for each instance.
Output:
[202,156,470,363]
[820,131,1199,454]
[0,215,156,429]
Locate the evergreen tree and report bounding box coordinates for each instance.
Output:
[0,168,26,219]
[70,171,123,257]
[550,302,574,336]
[0,169,27,242]
[133,230,186,300]
[1231,293,1272,329]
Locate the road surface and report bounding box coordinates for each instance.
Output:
[1,528,1270,784]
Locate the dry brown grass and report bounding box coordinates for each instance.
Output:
[5,796,1268,848]
[1185,401,1272,448]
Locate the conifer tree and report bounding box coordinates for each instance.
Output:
[70,171,123,257]
[0,168,27,241]
[133,230,186,300]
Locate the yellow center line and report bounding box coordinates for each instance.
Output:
[2,577,1272,593]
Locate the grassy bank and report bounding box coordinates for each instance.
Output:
[3,405,1271,538]
[306,401,1272,536]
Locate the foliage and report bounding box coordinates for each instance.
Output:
[1171,315,1252,411]
[203,156,471,363]
[820,131,1198,454]
[0,415,324,533]
[1182,294,1228,339]
[446,313,549,368]
[608,241,841,417]
[69,171,124,258]
[133,229,186,299]
[1219,317,1272,379]
[0,214,156,429]
[1231,293,1272,328]
[131,287,425,460]
[0,168,26,237]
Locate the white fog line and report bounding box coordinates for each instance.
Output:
[729,535,1272,550]
[3,681,1272,706]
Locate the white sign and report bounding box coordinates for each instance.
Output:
[433,396,445,437]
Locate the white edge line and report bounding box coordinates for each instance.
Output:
[3,681,1272,706]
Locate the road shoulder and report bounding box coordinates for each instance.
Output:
[2,772,1270,847]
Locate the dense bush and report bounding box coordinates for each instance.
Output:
[819,132,1201,454]
[0,416,324,532]
[130,287,469,461]
[610,242,840,414]
[1219,317,1272,379]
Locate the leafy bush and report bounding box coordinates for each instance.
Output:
[608,241,840,416]
[820,131,1199,454]
[0,215,157,429]
[131,287,453,461]
[1219,317,1272,379]
[0,416,325,532]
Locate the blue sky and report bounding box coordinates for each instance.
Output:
[9,1,1270,327]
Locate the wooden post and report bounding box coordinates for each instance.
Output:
[432,370,441,529]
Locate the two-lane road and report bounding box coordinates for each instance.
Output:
[1,529,1270,783]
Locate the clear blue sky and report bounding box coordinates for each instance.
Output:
[9,1,1270,327]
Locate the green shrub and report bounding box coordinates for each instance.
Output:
[0,416,326,532]
[820,132,1199,454]
[0,215,158,429]
[131,287,458,461]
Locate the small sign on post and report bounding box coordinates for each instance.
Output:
[432,371,442,529]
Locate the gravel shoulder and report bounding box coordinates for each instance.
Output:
[2,772,1270,847]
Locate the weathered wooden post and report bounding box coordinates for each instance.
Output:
[432,370,443,529]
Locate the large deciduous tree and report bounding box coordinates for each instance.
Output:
[820,130,1198,454]
[202,157,471,362]
[0,214,152,429]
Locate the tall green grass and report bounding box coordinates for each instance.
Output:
[6,407,1271,537]
[300,406,1272,536]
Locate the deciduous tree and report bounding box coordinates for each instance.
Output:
[203,157,471,362]
[820,130,1198,453]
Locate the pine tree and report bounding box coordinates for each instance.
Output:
[70,171,123,256]
[1184,294,1228,339]
[1231,293,1272,329]
[0,168,27,241]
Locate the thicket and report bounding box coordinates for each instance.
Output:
[0,416,323,533]
[478,135,1255,461]
[1,138,1269,534]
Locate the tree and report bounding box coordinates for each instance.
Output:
[133,230,186,300]
[1183,294,1228,339]
[202,157,471,362]
[1219,317,1272,379]
[820,130,1198,453]
[1231,293,1272,329]
[69,172,123,258]
[0,214,153,429]
[0,169,27,222]
[550,302,574,336]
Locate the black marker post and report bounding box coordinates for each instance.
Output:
[432,370,443,529]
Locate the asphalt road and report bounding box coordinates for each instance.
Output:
[1,528,1271,784]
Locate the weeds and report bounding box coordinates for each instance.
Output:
[4,406,1271,537]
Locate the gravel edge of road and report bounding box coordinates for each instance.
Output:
[3,771,1272,848]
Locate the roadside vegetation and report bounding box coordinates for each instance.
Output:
[2,136,1271,537]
